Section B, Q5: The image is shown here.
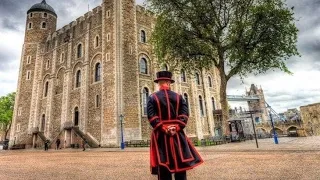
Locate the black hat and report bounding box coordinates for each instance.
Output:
[154,71,175,83]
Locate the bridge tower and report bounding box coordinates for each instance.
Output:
[246,84,269,123]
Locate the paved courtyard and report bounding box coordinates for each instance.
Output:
[1,137,320,180]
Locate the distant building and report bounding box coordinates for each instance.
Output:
[283,108,300,121]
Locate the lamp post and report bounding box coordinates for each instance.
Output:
[243,110,259,148]
[120,114,125,149]
[250,113,259,148]
[241,110,259,148]
[267,106,278,144]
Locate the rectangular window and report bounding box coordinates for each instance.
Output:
[106,53,110,61]
[26,71,31,80]
[16,124,20,132]
[27,56,31,64]
[46,60,50,70]
[107,11,110,18]
[28,23,32,30]
[60,52,65,63]
[18,107,22,116]
[96,95,100,108]
[130,46,133,55]
[107,33,110,42]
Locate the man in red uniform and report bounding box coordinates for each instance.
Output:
[148,71,203,180]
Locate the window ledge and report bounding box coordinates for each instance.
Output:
[139,73,151,77]
[92,81,102,85]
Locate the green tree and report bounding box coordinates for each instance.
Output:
[147,0,299,134]
[0,92,16,140]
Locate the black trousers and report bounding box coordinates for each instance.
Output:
[158,166,186,180]
[44,144,48,151]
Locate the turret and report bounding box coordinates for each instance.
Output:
[9,0,57,147]
[25,0,57,43]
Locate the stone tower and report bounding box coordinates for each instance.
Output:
[9,0,221,148]
[247,84,269,123]
[9,0,57,147]
[100,0,141,145]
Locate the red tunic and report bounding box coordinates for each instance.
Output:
[147,88,203,174]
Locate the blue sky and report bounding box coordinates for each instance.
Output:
[0,0,319,113]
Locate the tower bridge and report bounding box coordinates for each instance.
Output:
[225,84,302,138]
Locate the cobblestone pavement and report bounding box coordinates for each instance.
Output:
[1,137,320,180]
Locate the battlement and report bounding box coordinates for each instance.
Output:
[136,5,155,17]
[52,5,102,36]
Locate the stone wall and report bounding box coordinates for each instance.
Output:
[301,103,320,136]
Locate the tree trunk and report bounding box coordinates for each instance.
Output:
[4,123,11,140]
[217,49,230,136]
[200,69,211,136]
[219,74,230,136]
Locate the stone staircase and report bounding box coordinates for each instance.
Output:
[48,130,64,147]
[72,127,99,148]
[37,132,48,142]
[31,127,49,143]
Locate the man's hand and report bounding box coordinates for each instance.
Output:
[167,125,177,136]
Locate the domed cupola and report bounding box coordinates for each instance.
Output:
[27,0,57,17]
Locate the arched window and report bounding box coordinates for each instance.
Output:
[199,95,204,116]
[212,97,216,110]
[44,81,49,97]
[77,44,82,58]
[181,70,186,82]
[43,13,48,18]
[195,73,200,85]
[208,76,212,87]
[76,70,81,88]
[162,64,168,71]
[95,36,99,47]
[41,114,46,132]
[74,107,79,126]
[42,22,46,29]
[28,22,32,29]
[30,13,33,18]
[140,58,147,74]
[95,63,101,82]
[141,30,146,43]
[142,88,149,115]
